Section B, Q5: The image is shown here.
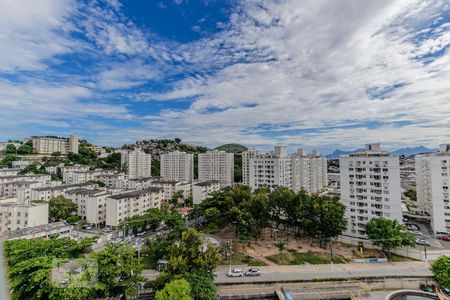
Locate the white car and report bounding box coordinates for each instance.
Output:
[227,269,244,277]
[410,230,423,235]
[245,268,261,276]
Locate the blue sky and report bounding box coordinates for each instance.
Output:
[1,0,450,153]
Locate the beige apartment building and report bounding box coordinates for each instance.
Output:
[0,202,48,235]
[66,188,109,227]
[160,151,194,182]
[198,150,234,187]
[105,187,163,227]
[151,180,192,200]
[31,134,79,155]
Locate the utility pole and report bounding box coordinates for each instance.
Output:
[226,240,232,273]
[423,244,428,265]
[330,238,334,271]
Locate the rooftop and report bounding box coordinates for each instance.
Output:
[108,187,163,199]
[194,180,220,187]
[66,188,106,196]
[33,182,95,192]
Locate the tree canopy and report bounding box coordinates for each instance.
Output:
[48,195,78,222]
[155,279,193,300]
[431,255,450,289]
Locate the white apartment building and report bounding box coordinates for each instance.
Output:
[127,176,160,190]
[60,165,90,173]
[192,180,221,205]
[416,144,450,234]
[340,143,402,239]
[11,161,31,169]
[121,149,152,179]
[0,168,20,177]
[291,149,328,193]
[105,187,163,227]
[96,174,128,189]
[29,182,98,202]
[151,180,192,200]
[249,146,292,191]
[198,150,234,187]
[66,188,109,227]
[0,202,48,235]
[0,174,50,198]
[31,134,79,155]
[63,171,96,185]
[160,151,194,183]
[242,149,260,186]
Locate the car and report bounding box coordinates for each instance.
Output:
[227,269,244,277]
[136,231,146,236]
[440,286,450,296]
[245,268,261,276]
[438,235,450,241]
[410,230,423,235]
[436,231,448,237]
[102,227,112,233]
[416,239,430,246]
[406,223,420,231]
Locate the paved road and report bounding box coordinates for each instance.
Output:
[143,261,432,284]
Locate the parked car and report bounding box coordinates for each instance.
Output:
[410,230,423,235]
[102,227,112,233]
[136,231,146,236]
[227,269,244,277]
[416,239,430,246]
[436,231,448,237]
[440,286,450,296]
[406,223,420,231]
[438,235,450,241]
[245,268,261,276]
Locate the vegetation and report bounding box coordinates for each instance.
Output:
[234,154,242,182]
[152,159,161,176]
[0,154,20,167]
[156,279,193,300]
[404,188,417,201]
[214,143,248,153]
[266,250,347,265]
[19,163,50,175]
[48,195,78,222]
[195,186,347,245]
[366,217,416,255]
[5,238,144,300]
[431,255,450,289]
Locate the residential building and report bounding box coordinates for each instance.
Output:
[151,180,192,200]
[66,188,109,227]
[0,174,50,198]
[4,222,72,241]
[198,150,234,187]
[127,176,160,190]
[340,143,402,239]
[121,149,152,179]
[192,180,221,204]
[0,202,48,235]
[160,151,194,182]
[11,161,31,169]
[95,174,128,189]
[416,144,450,234]
[29,182,98,202]
[105,187,163,227]
[0,168,20,177]
[31,134,79,154]
[242,149,260,186]
[249,146,292,191]
[291,149,328,193]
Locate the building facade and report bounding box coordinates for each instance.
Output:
[160,151,194,183]
[66,188,109,227]
[198,150,234,187]
[121,149,152,179]
[242,149,260,186]
[31,134,79,155]
[0,202,48,235]
[192,180,221,205]
[340,143,402,239]
[416,144,450,234]
[291,150,328,193]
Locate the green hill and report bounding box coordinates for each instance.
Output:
[214,143,248,153]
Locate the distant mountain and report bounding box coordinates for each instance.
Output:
[215,143,248,153]
[392,146,437,156]
[326,148,363,159]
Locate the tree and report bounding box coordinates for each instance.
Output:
[366,217,416,255]
[185,271,217,300]
[314,195,347,247]
[155,279,193,300]
[0,154,19,167]
[93,243,145,297]
[404,188,417,201]
[204,207,221,225]
[17,144,34,155]
[152,160,160,176]
[274,241,287,254]
[4,144,17,154]
[48,195,78,222]
[431,255,450,289]
[51,151,62,156]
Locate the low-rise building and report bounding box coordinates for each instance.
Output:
[4,221,72,240]
[0,202,48,235]
[11,161,31,169]
[66,188,109,227]
[127,176,161,190]
[0,168,20,177]
[105,188,163,227]
[29,182,98,202]
[31,134,79,155]
[151,180,192,200]
[192,180,221,205]
[95,174,128,189]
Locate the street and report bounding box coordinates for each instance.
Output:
[143,261,432,284]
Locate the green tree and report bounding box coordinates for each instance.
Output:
[4,144,17,154]
[152,160,160,176]
[93,243,144,297]
[48,195,78,222]
[366,217,416,255]
[314,194,347,247]
[51,151,62,156]
[404,188,417,201]
[155,279,193,300]
[274,241,287,254]
[204,207,221,225]
[0,154,19,167]
[431,255,450,289]
[186,271,217,300]
[17,144,34,154]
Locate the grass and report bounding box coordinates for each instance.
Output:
[266,250,347,265]
[387,254,416,262]
[220,252,267,266]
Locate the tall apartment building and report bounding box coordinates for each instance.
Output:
[105,187,163,227]
[31,134,79,154]
[160,151,194,182]
[416,144,450,234]
[242,149,260,186]
[198,150,234,187]
[291,149,328,193]
[121,149,152,179]
[340,143,402,239]
[0,202,48,235]
[249,146,292,191]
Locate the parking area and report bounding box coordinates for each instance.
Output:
[403,217,448,250]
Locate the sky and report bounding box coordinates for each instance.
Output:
[1,0,450,153]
